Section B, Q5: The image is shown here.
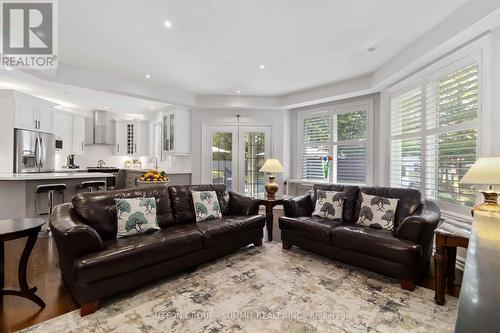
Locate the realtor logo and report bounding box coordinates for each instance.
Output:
[1,0,58,69]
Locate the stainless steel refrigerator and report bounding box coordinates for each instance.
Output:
[14,129,55,173]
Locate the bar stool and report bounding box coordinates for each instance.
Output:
[35,183,67,235]
[77,180,106,192]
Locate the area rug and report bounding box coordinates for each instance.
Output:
[21,242,458,333]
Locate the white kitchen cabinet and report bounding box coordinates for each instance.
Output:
[72,116,86,155]
[114,119,148,156]
[162,107,190,156]
[53,111,73,154]
[13,94,54,133]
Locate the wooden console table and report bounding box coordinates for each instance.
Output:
[434,221,471,305]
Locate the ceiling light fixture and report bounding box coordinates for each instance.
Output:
[259,64,265,69]
[236,90,241,94]
[4,67,13,71]
[164,20,172,28]
[145,74,151,79]
[103,106,108,110]
[150,106,154,110]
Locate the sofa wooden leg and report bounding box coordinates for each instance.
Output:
[80,301,99,316]
[282,241,292,250]
[400,279,415,291]
[254,239,263,247]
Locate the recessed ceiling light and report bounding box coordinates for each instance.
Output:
[145,74,151,79]
[150,106,154,110]
[368,47,376,52]
[236,90,241,94]
[103,106,108,110]
[163,20,172,28]
[259,64,265,69]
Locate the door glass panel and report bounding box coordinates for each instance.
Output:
[243,132,266,197]
[212,132,233,189]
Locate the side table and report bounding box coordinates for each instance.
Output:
[0,218,46,308]
[434,221,471,305]
[258,197,286,241]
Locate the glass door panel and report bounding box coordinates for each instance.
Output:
[239,127,271,197]
[210,130,236,190]
[205,125,271,196]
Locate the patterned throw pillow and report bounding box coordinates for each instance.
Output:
[115,197,160,238]
[357,193,399,230]
[191,190,222,222]
[312,190,344,220]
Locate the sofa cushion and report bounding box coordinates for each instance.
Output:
[72,187,175,241]
[279,216,342,244]
[73,225,203,283]
[312,184,360,223]
[357,193,399,231]
[191,190,222,222]
[115,197,160,238]
[312,190,344,220]
[331,225,422,265]
[359,186,421,227]
[169,185,230,224]
[195,215,265,248]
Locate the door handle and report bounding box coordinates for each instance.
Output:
[34,136,40,167]
[39,136,44,168]
[81,142,84,151]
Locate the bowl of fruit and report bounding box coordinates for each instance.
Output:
[137,170,170,188]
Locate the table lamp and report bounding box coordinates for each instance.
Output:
[259,159,284,199]
[459,157,500,213]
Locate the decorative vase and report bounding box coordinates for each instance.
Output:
[321,160,329,180]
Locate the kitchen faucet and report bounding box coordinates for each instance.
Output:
[97,160,106,168]
[149,156,159,170]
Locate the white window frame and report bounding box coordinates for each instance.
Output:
[297,99,374,185]
[385,44,485,217]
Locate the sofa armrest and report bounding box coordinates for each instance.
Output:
[50,203,104,280]
[395,200,440,246]
[228,190,261,216]
[283,192,313,217]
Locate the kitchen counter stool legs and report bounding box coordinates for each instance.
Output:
[35,184,67,235]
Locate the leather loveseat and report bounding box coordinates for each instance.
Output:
[51,184,265,316]
[279,184,440,291]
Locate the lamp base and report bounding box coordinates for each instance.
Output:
[264,175,279,200]
[474,190,500,213]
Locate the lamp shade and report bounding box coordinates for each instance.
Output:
[459,157,500,185]
[259,159,284,173]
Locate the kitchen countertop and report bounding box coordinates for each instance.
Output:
[55,168,192,175]
[0,172,111,181]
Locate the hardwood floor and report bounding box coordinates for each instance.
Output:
[0,236,77,333]
[0,228,461,333]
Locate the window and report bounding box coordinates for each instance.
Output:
[300,102,371,183]
[390,63,479,210]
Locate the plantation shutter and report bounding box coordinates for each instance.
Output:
[390,63,479,209]
[302,113,330,179]
[390,88,423,190]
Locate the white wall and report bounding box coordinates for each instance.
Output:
[288,93,381,185]
[190,108,290,194]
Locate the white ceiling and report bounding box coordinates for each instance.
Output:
[59,0,469,96]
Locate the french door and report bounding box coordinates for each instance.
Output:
[203,125,271,197]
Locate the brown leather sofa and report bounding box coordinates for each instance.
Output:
[279,184,440,291]
[50,184,265,316]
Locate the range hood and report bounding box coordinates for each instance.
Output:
[87,110,115,145]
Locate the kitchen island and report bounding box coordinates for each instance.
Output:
[0,172,109,220]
